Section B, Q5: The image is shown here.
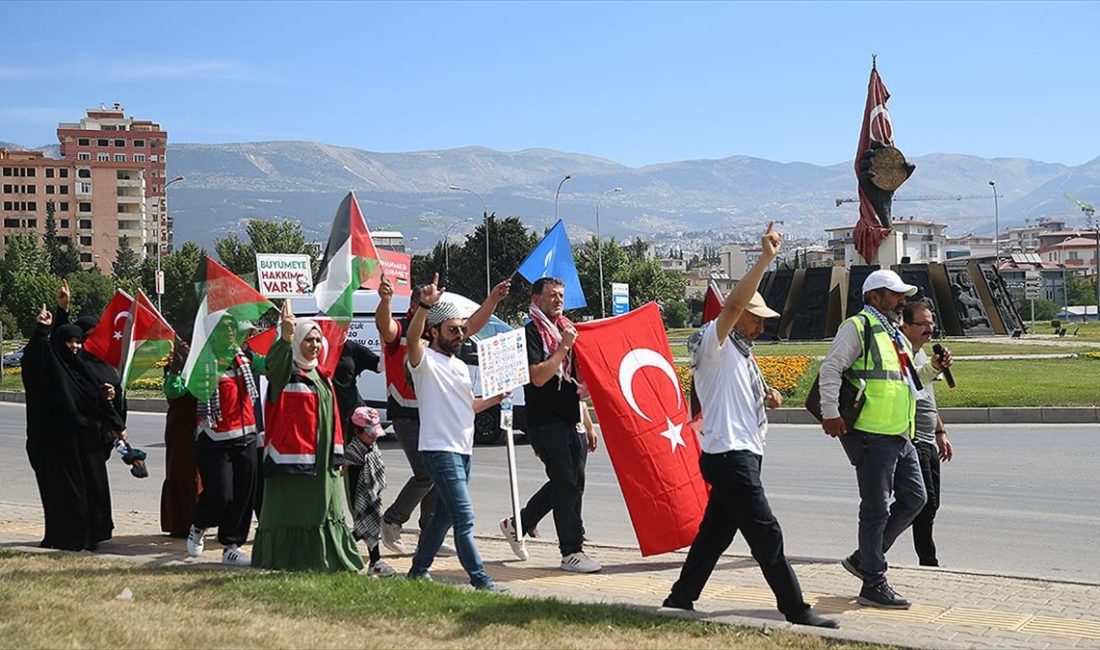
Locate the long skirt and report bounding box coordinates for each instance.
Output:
[160,394,202,538]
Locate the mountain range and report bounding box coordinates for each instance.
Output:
[4,139,1098,252]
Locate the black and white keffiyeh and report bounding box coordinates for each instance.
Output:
[344,437,386,549]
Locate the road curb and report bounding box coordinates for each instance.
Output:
[3,390,1098,422]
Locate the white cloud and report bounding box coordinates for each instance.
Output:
[88,59,255,81]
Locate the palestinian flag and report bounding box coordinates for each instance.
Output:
[82,289,135,366]
[313,192,380,322]
[118,290,175,388]
[182,256,274,401]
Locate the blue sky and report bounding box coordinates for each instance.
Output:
[2,1,1097,167]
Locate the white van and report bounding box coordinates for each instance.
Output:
[289,290,526,445]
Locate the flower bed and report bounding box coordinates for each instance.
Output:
[675,355,815,397]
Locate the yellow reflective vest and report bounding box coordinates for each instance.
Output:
[847,309,916,437]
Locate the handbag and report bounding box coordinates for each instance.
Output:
[805,314,871,431]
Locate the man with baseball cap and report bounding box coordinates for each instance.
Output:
[819,269,948,609]
[662,224,838,629]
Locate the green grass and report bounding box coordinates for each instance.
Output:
[0,551,876,649]
[935,357,1100,407]
[670,339,1100,360]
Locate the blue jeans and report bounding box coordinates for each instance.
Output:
[410,451,492,588]
[840,432,927,586]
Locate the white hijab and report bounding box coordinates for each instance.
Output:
[292,318,321,371]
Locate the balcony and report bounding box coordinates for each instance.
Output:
[116,193,143,204]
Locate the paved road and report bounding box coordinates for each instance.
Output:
[3,402,1097,582]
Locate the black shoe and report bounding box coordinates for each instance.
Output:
[857,581,911,609]
[841,553,862,579]
[919,558,940,567]
[787,610,840,629]
[659,596,694,612]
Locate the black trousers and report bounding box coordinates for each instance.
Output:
[912,440,941,565]
[669,450,809,620]
[521,421,588,556]
[192,441,256,546]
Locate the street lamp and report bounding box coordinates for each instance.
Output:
[159,175,184,311]
[555,175,572,222]
[448,185,490,298]
[595,187,623,318]
[989,180,1000,259]
[438,217,472,284]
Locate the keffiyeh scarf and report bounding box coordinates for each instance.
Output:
[197,351,259,428]
[528,303,588,399]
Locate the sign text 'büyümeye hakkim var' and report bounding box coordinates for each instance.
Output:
[256,253,314,298]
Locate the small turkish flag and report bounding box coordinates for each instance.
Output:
[83,289,135,367]
[312,316,350,376]
[702,281,723,324]
[574,303,708,556]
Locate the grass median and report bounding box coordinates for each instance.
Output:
[0,550,875,650]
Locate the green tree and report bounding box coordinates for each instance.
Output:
[0,305,17,340]
[66,270,116,319]
[6,273,59,336]
[575,235,629,319]
[214,219,319,281]
[160,240,206,338]
[43,201,80,276]
[112,236,142,293]
[1067,274,1098,306]
[1,233,50,291]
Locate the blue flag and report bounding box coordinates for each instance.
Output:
[517,219,588,310]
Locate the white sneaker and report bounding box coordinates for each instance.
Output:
[499,517,529,561]
[222,545,251,567]
[186,525,206,557]
[561,551,601,573]
[382,521,407,554]
[365,560,397,578]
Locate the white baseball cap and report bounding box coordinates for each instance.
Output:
[862,269,918,296]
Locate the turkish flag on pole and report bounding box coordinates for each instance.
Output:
[702,281,723,324]
[574,303,708,556]
[82,289,135,367]
[852,61,895,263]
[312,316,350,377]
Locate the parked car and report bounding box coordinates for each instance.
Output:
[2,347,24,369]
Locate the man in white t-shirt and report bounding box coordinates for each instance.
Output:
[405,273,505,591]
[662,224,837,630]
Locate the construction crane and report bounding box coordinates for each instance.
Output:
[1065,194,1096,220]
[1065,194,1099,314]
[834,194,995,207]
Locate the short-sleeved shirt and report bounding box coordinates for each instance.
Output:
[523,321,582,428]
[333,339,380,429]
[383,315,419,420]
[409,347,475,455]
[693,322,767,456]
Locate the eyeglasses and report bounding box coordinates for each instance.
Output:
[445,325,467,335]
[908,320,935,327]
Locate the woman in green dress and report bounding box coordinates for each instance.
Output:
[252,302,364,572]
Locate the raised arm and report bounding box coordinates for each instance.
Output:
[715,222,781,342]
[375,272,400,345]
[406,273,442,370]
[466,277,512,337]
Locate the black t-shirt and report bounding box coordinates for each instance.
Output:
[524,321,581,427]
[334,339,380,430]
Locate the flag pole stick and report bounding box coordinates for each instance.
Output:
[502,392,525,547]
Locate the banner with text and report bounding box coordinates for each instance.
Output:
[256,253,314,298]
[362,249,413,297]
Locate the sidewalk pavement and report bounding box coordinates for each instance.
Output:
[3,501,1099,649]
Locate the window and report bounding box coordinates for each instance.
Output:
[25,218,36,228]
[1,167,11,176]
[2,202,11,211]
[150,155,158,162]
[46,185,55,194]
[78,138,90,146]
[24,185,35,194]
[79,220,92,230]
[1069,251,1080,260]
[26,202,36,211]
[59,169,68,178]
[133,154,146,162]
[97,138,109,147]
[2,184,11,193]
[114,154,126,162]
[26,168,34,177]
[57,236,70,244]
[45,168,55,178]
[59,202,69,211]
[133,139,145,147]
[60,219,70,228]
[77,168,91,178]
[59,185,68,195]
[114,139,125,147]
[97,153,109,162]
[77,152,91,161]
[79,182,92,194]
[80,253,92,263]
[3,218,19,228]
[78,203,92,213]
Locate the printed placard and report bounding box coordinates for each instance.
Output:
[256,253,314,298]
[477,327,530,397]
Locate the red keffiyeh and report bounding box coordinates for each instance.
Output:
[528,303,588,399]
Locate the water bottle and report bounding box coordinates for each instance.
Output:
[500,393,514,432]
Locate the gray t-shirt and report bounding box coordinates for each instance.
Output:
[913,349,938,444]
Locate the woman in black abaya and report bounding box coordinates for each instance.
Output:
[23,303,128,551]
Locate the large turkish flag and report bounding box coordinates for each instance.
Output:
[83,289,135,368]
[574,303,708,556]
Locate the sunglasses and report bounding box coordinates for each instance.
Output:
[439,324,467,335]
